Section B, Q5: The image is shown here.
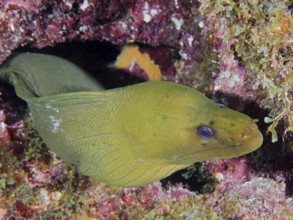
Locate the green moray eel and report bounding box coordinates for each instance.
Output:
[0,53,263,187]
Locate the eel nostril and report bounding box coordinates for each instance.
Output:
[241,128,251,138]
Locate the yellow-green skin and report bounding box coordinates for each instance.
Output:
[0,53,263,187]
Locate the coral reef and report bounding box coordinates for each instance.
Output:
[0,0,291,141]
[0,0,202,81]
[0,0,293,219]
[199,0,293,143]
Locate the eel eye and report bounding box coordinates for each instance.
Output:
[197,125,214,139]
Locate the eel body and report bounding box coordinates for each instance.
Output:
[0,53,263,187]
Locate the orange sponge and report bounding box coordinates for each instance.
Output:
[115,45,162,81]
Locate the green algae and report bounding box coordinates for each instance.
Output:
[199,0,293,143]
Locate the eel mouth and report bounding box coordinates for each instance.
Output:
[170,131,263,164]
[218,130,263,158]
